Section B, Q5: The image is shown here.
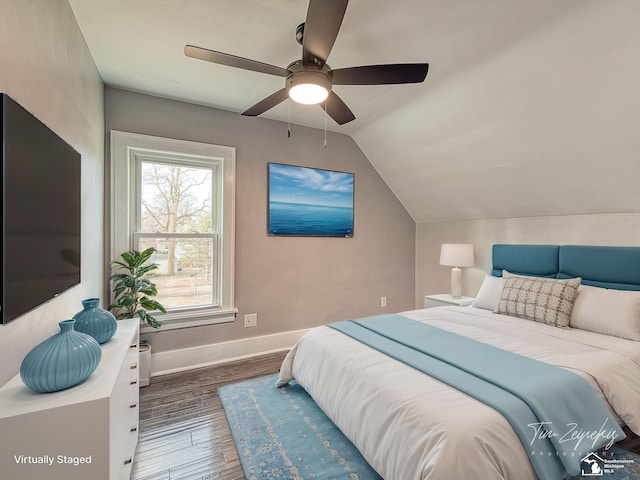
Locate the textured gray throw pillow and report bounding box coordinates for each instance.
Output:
[495,271,581,328]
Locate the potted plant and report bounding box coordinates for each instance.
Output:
[109,247,167,328]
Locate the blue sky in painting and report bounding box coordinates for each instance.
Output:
[269,163,354,208]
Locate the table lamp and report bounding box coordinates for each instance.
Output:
[440,244,474,298]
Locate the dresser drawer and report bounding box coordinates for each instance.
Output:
[120,420,139,480]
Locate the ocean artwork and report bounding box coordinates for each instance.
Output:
[268,163,354,237]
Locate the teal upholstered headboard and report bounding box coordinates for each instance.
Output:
[558,245,640,291]
[491,244,640,291]
[492,244,559,278]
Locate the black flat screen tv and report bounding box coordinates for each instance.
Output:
[1,94,81,324]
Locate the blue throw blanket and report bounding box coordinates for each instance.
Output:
[329,315,625,479]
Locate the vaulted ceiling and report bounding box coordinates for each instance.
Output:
[69,0,640,223]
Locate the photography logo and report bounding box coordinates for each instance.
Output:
[581,452,604,476]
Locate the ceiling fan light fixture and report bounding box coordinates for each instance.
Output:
[288,82,329,104]
[286,66,332,105]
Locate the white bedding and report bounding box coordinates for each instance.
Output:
[277,306,640,480]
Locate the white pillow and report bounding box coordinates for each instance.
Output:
[472,275,504,311]
[570,285,640,341]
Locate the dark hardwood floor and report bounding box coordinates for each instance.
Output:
[621,427,640,455]
[131,351,288,480]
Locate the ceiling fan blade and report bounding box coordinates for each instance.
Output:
[302,0,349,68]
[185,45,289,77]
[241,89,289,117]
[321,91,356,125]
[331,64,429,85]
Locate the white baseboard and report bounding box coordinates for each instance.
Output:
[150,328,309,377]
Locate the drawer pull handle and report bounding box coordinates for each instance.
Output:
[130,380,138,385]
[124,457,132,465]
[130,344,138,349]
[129,402,137,409]
[130,426,138,433]
[130,363,138,370]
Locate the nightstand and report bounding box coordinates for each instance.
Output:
[424,293,475,309]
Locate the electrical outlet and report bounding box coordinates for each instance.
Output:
[244,313,257,328]
[381,296,387,308]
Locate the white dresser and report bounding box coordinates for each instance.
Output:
[0,318,140,480]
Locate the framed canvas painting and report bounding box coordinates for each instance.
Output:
[268,163,354,237]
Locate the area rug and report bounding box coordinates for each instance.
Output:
[219,374,640,480]
[219,374,381,480]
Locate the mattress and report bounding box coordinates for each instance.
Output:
[277,306,640,480]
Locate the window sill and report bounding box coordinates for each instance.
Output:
[139,307,237,334]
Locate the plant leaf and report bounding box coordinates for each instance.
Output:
[138,310,162,328]
[137,263,159,277]
[131,247,156,268]
[139,297,167,313]
[110,260,131,271]
[120,251,138,266]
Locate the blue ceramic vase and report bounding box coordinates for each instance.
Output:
[20,319,102,393]
[72,298,117,344]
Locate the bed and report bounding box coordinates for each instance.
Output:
[277,244,640,480]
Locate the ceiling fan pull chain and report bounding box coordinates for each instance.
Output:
[287,100,292,138]
[324,104,328,149]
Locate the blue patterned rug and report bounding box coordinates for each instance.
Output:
[219,374,381,480]
[219,374,640,480]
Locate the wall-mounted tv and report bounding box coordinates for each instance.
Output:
[1,94,81,324]
[268,162,354,237]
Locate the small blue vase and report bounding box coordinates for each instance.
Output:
[20,319,102,393]
[72,298,117,344]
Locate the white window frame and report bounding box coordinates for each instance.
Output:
[110,131,236,332]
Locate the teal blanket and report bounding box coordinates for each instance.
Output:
[329,315,625,479]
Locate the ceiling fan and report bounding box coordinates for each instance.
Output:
[184,0,428,125]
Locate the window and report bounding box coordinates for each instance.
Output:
[111,131,235,331]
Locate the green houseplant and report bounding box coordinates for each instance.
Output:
[109,247,167,328]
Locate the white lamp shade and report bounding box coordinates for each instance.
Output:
[439,244,474,267]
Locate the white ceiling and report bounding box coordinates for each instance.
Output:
[68,0,640,223]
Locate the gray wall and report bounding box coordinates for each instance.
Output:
[416,213,640,306]
[0,0,105,386]
[105,88,416,353]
